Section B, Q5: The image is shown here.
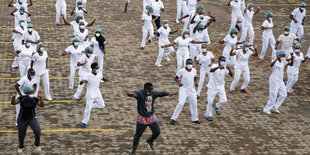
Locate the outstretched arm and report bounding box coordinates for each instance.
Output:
[127,91,137,98]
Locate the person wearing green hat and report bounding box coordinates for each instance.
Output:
[75,0,87,10]
[74,46,98,100]
[75,21,89,48]
[140,6,157,50]
[71,0,87,17]
[190,21,210,60]
[259,12,278,60]
[90,28,106,72]
[22,23,40,48]
[227,0,244,34]
[16,38,36,78]
[61,37,84,90]
[290,2,306,39]
[62,14,96,36]
[8,0,32,12]
[12,19,28,68]
[11,86,44,153]
[10,5,31,28]
[275,26,299,58]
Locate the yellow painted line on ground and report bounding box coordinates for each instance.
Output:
[0,100,85,104]
[0,77,77,80]
[0,58,70,61]
[0,42,71,44]
[0,129,115,133]
[0,27,71,30]
[0,5,54,7]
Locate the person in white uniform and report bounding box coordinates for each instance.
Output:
[16,38,35,78]
[190,22,210,60]
[286,43,305,93]
[22,23,40,48]
[80,62,108,128]
[229,42,258,94]
[195,43,215,98]
[206,56,233,121]
[290,3,306,39]
[73,46,97,100]
[227,0,244,34]
[76,0,87,10]
[10,6,31,28]
[259,12,278,60]
[179,4,203,35]
[140,7,156,50]
[275,26,299,57]
[14,68,37,127]
[56,0,67,25]
[193,11,216,46]
[76,21,90,48]
[176,0,187,23]
[62,14,96,36]
[239,2,260,48]
[61,37,84,90]
[161,29,208,73]
[71,0,87,17]
[12,19,27,68]
[219,28,242,66]
[187,0,197,13]
[30,43,52,100]
[263,50,294,115]
[154,20,179,66]
[171,59,200,125]
[9,0,32,11]
[90,29,106,72]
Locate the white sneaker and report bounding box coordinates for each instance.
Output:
[164,54,170,61]
[263,110,271,115]
[287,89,292,93]
[35,146,41,151]
[155,64,162,67]
[46,97,52,101]
[250,45,254,50]
[273,107,280,114]
[290,89,294,92]
[176,19,179,23]
[17,148,24,153]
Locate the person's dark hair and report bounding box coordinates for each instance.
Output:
[95,32,106,53]
[28,68,35,73]
[186,58,193,63]
[218,56,225,62]
[144,82,153,89]
[91,62,98,69]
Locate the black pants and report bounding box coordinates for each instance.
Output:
[17,117,41,148]
[132,121,160,151]
[152,15,161,30]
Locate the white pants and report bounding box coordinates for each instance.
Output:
[69,62,79,89]
[176,52,189,73]
[229,14,243,33]
[197,68,209,97]
[187,4,196,13]
[12,42,21,68]
[176,0,187,21]
[286,73,298,91]
[56,4,67,24]
[74,73,87,99]
[140,26,154,48]
[34,71,52,99]
[203,29,211,45]
[230,67,250,91]
[97,54,104,72]
[155,42,174,65]
[183,18,190,30]
[171,88,198,121]
[240,24,254,45]
[290,22,304,39]
[19,60,31,78]
[190,44,201,60]
[206,88,227,117]
[263,80,287,112]
[82,95,105,125]
[259,35,276,59]
[223,46,236,66]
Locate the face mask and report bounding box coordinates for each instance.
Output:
[244,47,250,52]
[155,0,159,2]
[40,47,44,52]
[95,69,100,73]
[19,0,23,3]
[284,31,289,35]
[186,64,193,69]
[300,7,305,11]
[28,28,33,32]
[269,17,273,21]
[234,0,238,2]
[74,42,79,46]
[29,94,35,98]
[250,7,254,11]
[79,25,85,29]
[184,34,189,38]
[199,15,204,19]
[295,49,300,53]
[96,33,100,37]
[232,34,237,38]
[202,49,207,53]
[78,5,83,8]
[26,42,31,47]
[220,61,226,66]
[280,57,285,61]
[164,24,169,27]
[20,22,26,27]
[20,10,24,14]
[87,53,92,57]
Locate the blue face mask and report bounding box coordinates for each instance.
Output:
[220,61,226,66]
[74,42,79,46]
[26,42,31,47]
[295,49,300,53]
[87,53,92,57]
[40,47,44,52]
[29,94,35,98]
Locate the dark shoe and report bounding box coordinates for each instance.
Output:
[146,140,154,150]
[170,119,176,125]
[140,47,144,50]
[130,150,136,155]
[192,121,200,124]
[214,107,221,115]
[206,116,213,121]
[81,123,87,128]
[16,126,18,130]
[148,40,151,43]
[197,95,200,99]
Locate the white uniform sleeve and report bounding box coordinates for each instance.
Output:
[78,55,85,63]
[141,14,145,21]
[35,31,40,41]
[31,53,37,62]
[187,38,193,44]
[277,35,283,42]
[307,46,310,57]
[291,33,298,40]
[174,37,179,44]
[65,46,71,54]
[225,68,229,75]
[157,27,163,34]
[291,9,297,16]
[249,51,254,56]
[176,69,183,77]
[262,20,267,27]
[223,35,229,42]
[17,76,26,86]
[161,1,164,9]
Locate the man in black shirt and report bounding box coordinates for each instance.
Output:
[127,82,174,155]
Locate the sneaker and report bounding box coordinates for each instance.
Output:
[250,45,254,50]
[287,89,292,93]
[146,140,154,150]
[176,19,179,23]
[206,116,213,121]
[81,123,87,128]
[214,107,221,115]
[240,89,248,94]
[164,54,171,61]
[46,97,52,101]
[74,96,80,101]
[230,91,236,94]
[290,89,294,93]
[17,148,24,153]
[170,119,176,125]
[273,107,280,114]
[197,95,200,99]
[155,64,162,67]
[130,150,136,155]
[192,121,200,124]
[35,146,41,151]
[263,110,271,115]
[140,47,144,50]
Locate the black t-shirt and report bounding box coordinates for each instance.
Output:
[18,96,39,120]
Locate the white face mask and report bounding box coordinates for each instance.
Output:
[28,28,33,32]
[300,7,305,11]
[29,94,35,98]
[26,42,31,47]
[232,34,237,38]
[220,61,226,66]
[202,49,207,53]
[40,47,44,52]
[269,17,273,21]
[87,53,92,57]
[95,69,100,73]
[78,5,83,8]
[284,31,289,35]
[164,24,169,28]
[280,57,285,61]
[20,22,26,27]
[79,25,85,29]
[250,7,254,11]
[74,42,79,46]
[199,15,204,19]
[184,34,189,38]
[96,33,100,37]
[244,47,250,52]
[186,64,193,69]
[295,49,300,53]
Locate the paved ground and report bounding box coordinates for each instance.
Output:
[0,0,310,154]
